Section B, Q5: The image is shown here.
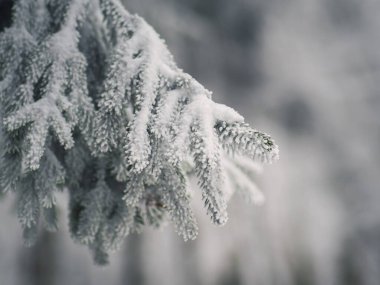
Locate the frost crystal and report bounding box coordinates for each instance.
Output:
[0,0,279,264]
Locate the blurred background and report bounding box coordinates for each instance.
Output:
[1,0,380,284]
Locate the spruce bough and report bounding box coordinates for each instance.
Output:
[0,0,279,264]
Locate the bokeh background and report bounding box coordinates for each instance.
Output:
[1,0,380,284]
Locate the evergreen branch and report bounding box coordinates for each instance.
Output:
[0,0,279,265]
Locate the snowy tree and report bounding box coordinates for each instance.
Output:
[0,0,278,264]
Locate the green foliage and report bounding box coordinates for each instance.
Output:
[0,0,279,264]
